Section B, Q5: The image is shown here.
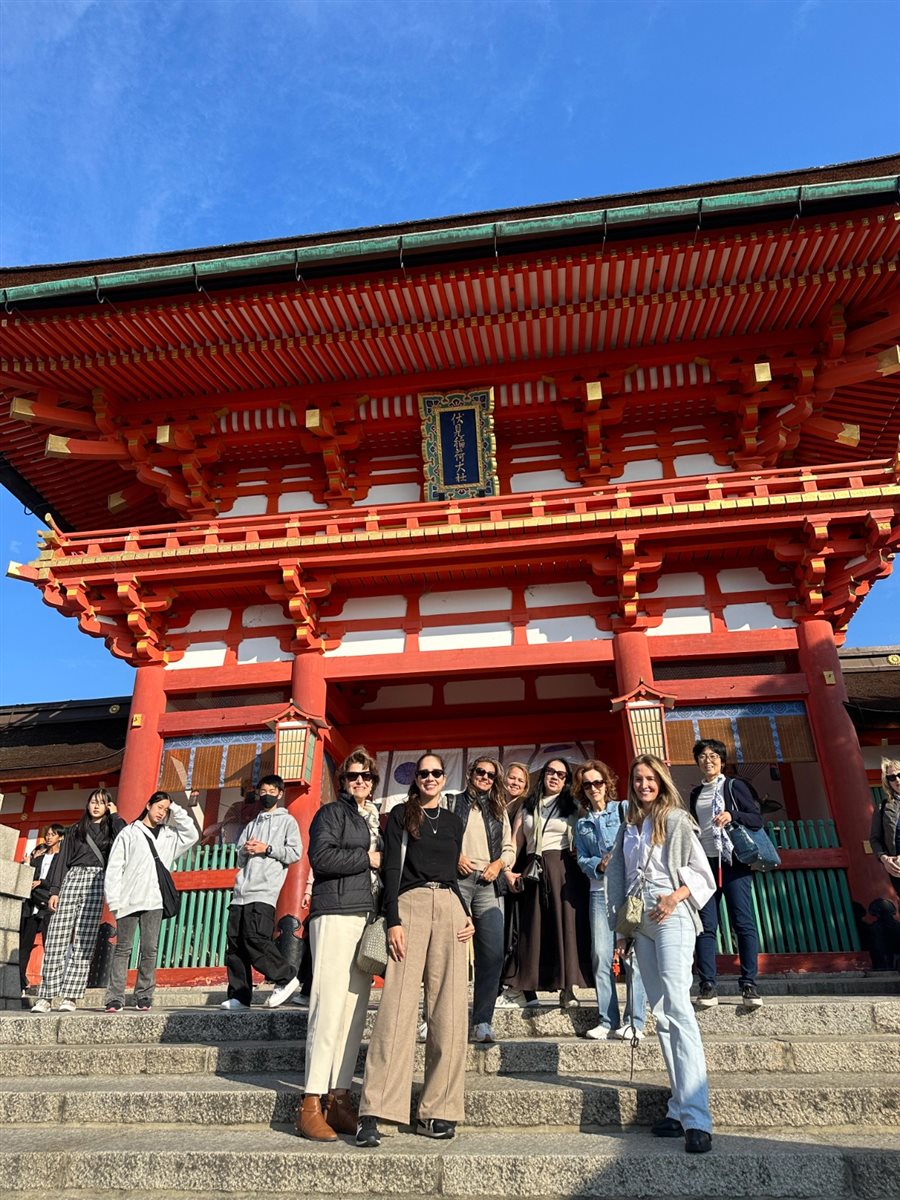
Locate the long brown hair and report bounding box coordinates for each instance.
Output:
[625,755,687,846]
[466,756,508,821]
[405,752,446,839]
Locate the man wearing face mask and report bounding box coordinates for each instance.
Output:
[221,775,303,1010]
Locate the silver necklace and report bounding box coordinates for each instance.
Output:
[422,805,441,834]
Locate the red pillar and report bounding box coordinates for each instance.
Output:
[116,664,166,821]
[796,618,887,910]
[613,629,654,775]
[275,651,328,942]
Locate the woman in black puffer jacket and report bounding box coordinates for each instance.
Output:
[297,748,383,1142]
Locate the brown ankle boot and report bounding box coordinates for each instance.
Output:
[297,1094,338,1141]
[324,1089,358,1135]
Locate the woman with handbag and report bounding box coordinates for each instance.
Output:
[18,824,65,993]
[299,748,383,1142]
[356,753,474,1147]
[574,760,647,1041]
[505,758,592,1011]
[871,757,900,899]
[688,739,764,1010]
[606,755,716,1154]
[30,789,124,1013]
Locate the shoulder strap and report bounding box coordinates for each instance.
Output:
[137,823,163,865]
[84,830,107,867]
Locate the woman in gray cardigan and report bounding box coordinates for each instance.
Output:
[606,754,716,1155]
[871,758,900,900]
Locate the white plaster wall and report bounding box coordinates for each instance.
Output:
[645,572,705,598]
[717,568,790,593]
[364,483,422,505]
[524,582,602,608]
[326,629,407,657]
[336,596,408,620]
[723,603,795,631]
[862,746,900,769]
[419,623,514,651]
[219,495,268,518]
[242,604,291,628]
[646,607,712,637]
[673,453,730,477]
[33,786,116,812]
[420,588,512,616]
[535,673,610,700]
[165,641,229,670]
[277,490,328,512]
[169,609,231,633]
[444,678,525,705]
[509,469,573,493]
[237,636,292,665]
[362,684,435,710]
[609,459,664,484]
[526,616,612,644]
[0,792,24,813]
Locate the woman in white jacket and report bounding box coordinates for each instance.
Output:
[104,791,199,1012]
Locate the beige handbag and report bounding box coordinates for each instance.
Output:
[355,829,408,976]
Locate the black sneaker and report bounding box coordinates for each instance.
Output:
[695,983,718,1009]
[135,1000,151,1012]
[685,1128,712,1154]
[356,1117,381,1148]
[741,984,763,1009]
[104,1002,122,1014]
[651,1116,684,1138]
[416,1118,456,1139]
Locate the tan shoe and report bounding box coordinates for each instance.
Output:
[297,1094,338,1141]
[324,1089,358,1136]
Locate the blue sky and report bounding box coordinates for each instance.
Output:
[1,0,898,703]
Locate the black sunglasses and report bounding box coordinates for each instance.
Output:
[417,768,445,779]
[345,771,373,783]
[887,773,900,783]
[473,766,496,780]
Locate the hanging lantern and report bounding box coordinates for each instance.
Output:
[611,681,676,761]
[266,704,322,784]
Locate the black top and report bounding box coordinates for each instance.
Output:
[48,816,125,895]
[308,792,377,919]
[383,802,466,928]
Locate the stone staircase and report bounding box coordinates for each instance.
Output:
[1,977,898,1199]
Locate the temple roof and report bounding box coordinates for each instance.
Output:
[0,697,129,783]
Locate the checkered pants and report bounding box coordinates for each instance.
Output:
[38,866,105,1001]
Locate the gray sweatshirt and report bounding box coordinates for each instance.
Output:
[231,805,302,908]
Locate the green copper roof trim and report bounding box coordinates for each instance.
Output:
[4,175,898,306]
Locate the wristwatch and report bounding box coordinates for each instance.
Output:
[265,845,272,857]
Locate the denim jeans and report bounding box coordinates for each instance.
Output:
[633,882,712,1134]
[458,874,505,1026]
[695,857,759,988]
[105,908,163,1007]
[589,884,646,1030]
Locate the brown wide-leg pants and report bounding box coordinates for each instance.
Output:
[359,886,468,1124]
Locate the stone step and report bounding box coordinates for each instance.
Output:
[1,1030,898,1080]
[5,994,900,1045]
[0,1069,897,1130]
[0,1127,896,1198]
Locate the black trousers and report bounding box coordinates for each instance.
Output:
[225,901,294,1004]
[18,904,46,990]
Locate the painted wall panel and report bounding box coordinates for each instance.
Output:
[526,616,611,644]
[420,588,513,616]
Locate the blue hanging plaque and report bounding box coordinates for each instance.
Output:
[418,388,499,501]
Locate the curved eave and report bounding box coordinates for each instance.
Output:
[3,173,898,309]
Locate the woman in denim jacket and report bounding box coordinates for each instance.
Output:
[574,760,647,1041]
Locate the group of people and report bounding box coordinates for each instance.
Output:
[298,738,774,1156]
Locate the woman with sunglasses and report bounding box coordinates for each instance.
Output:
[505,757,591,1010]
[449,757,515,1042]
[574,760,647,1041]
[31,789,124,1013]
[357,753,474,1147]
[298,749,383,1141]
[872,758,900,899]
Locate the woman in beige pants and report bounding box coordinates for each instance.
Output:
[356,752,474,1147]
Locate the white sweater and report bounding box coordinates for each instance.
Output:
[105,805,199,919]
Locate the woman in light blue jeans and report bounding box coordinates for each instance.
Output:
[606,755,716,1155]
[574,759,647,1041]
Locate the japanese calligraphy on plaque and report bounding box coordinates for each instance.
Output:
[418,388,499,501]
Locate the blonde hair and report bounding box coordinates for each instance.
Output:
[626,754,687,845]
[881,758,900,802]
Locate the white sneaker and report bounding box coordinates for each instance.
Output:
[611,1024,645,1042]
[471,1022,496,1043]
[559,987,578,1009]
[417,1020,428,1042]
[220,998,250,1011]
[30,999,51,1014]
[265,977,301,1008]
[494,990,524,1009]
[58,999,77,1013]
[585,1024,615,1040]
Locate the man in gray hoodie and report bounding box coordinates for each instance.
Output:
[222,774,303,1010]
